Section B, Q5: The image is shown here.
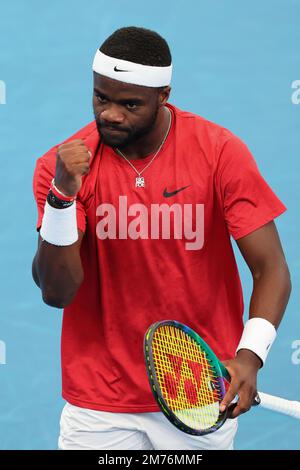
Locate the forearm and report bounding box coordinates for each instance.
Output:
[33,140,91,307]
[33,235,84,308]
[223,223,291,416]
[222,262,291,417]
[249,259,291,328]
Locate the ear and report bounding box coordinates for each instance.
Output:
[158,86,171,106]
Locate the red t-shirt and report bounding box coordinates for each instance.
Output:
[33,103,286,412]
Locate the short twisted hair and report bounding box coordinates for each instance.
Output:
[100,26,172,67]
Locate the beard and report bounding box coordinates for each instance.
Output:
[94,105,159,149]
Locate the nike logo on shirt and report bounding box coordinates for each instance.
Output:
[163,186,191,198]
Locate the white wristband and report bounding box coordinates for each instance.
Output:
[40,200,78,246]
[236,317,277,365]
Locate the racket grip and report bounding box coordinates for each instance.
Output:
[258,392,300,419]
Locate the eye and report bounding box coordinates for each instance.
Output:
[96,94,107,103]
[126,103,138,110]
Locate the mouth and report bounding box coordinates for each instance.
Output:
[101,126,127,135]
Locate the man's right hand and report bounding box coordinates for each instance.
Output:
[55,139,91,196]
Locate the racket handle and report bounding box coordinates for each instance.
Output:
[258,391,300,419]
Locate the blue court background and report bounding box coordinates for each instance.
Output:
[0,0,299,449]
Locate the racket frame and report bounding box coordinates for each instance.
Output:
[144,320,230,436]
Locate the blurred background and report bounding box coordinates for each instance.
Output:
[0,0,299,449]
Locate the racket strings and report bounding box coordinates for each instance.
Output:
[152,325,223,430]
[155,328,218,408]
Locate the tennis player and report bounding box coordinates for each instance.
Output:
[32,26,291,450]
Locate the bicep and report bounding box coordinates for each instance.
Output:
[236,221,287,276]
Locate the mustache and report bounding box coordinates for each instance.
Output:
[97,121,129,133]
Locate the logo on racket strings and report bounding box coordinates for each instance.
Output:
[162,353,218,407]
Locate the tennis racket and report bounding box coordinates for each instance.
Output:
[144,320,300,436]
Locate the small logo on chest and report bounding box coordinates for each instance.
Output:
[163,185,191,198]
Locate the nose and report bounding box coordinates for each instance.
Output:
[100,105,125,125]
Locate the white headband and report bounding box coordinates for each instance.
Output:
[92,50,172,87]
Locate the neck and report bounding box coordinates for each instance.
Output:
[115,106,171,160]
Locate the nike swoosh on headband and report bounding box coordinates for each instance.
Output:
[114,66,130,72]
[163,186,191,198]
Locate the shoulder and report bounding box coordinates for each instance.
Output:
[168,103,247,163]
[169,103,239,145]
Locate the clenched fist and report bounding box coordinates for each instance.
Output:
[55,139,91,196]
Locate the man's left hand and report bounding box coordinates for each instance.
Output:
[220,349,261,418]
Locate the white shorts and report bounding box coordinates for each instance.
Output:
[58,402,238,450]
